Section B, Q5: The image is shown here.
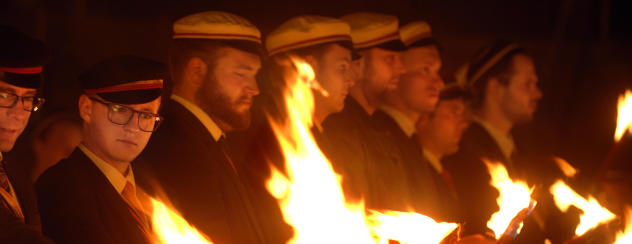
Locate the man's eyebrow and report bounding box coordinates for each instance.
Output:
[234,64,254,71]
[0,87,17,93]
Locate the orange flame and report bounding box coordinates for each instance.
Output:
[614,89,632,142]
[484,160,535,239]
[549,180,616,236]
[614,206,632,244]
[553,157,578,178]
[151,197,213,244]
[265,56,457,244]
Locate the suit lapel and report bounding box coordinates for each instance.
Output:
[70,150,151,243]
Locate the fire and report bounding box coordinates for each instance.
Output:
[151,198,213,244]
[553,157,578,178]
[549,180,616,236]
[367,210,458,244]
[265,56,457,244]
[614,89,632,142]
[614,206,632,244]
[484,160,535,239]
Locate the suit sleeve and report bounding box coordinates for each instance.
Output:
[0,206,53,244]
[36,171,114,244]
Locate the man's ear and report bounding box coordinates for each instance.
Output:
[185,57,208,89]
[78,94,92,123]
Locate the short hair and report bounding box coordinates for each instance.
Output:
[169,39,263,86]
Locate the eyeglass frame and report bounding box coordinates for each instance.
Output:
[87,96,163,132]
[0,90,46,112]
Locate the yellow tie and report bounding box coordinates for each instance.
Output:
[122,181,152,235]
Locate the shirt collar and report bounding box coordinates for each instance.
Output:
[78,144,135,194]
[171,94,224,142]
[423,148,443,173]
[379,105,417,138]
[473,116,516,161]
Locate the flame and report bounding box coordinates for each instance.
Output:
[367,210,458,244]
[484,160,535,239]
[615,206,632,244]
[549,180,616,236]
[553,157,578,178]
[614,89,632,142]
[265,56,457,244]
[151,198,213,244]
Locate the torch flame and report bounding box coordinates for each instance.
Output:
[549,180,616,236]
[614,89,632,142]
[614,206,632,244]
[265,56,457,244]
[553,157,578,178]
[151,198,213,244]
[484,160,535,239]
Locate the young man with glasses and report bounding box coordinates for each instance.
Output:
[35,56,165,244]
[0,25,52,243]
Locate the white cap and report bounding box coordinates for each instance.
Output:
[173,11,262,44]
[399,21,434,47]
[266,15,352,56]
[340,12,406,50]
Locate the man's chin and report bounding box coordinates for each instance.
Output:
[0,140,16,153]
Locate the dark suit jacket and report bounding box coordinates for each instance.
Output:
[419,154,459,222]
[370,109,440,214]
[443,122,510,237]
[135,100,267,244]
[0,158,52,244]
[323,98,412,211]
[35,148,151,244]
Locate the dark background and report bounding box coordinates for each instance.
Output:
[1,0,631,178]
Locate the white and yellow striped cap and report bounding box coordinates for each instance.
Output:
[172,11,262,44]
[399,21,436,47]
[340,12,406,51]
[266,15,352,56]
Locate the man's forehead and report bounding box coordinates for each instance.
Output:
[218,46,261,67]
[0,80,37,95]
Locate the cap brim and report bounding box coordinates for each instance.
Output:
[374,39,408,52]
[98,88,162,104]
[440,84,470,100]
[0,72,42,89]
[407,37,442,50]
[219,39,266,57]
[333,40,361,61]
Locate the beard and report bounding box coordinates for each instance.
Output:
[196,74,252,131]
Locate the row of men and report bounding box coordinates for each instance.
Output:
[0,10,548,244]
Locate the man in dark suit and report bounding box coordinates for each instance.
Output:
[264,15,355,152]
[370,20,446,216]
[134,11,274,244]
[0,25,52,244]
[415,82,470,222]
[322,12,409,211]
[36,56,166,244]
[443,40,543,239]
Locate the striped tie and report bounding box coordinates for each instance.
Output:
[122,182,151,235]
[0,162,10,194]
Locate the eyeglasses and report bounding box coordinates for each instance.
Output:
[88,97,163,132]
[0,91,45,112]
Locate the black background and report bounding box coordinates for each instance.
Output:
[2,0,631,178]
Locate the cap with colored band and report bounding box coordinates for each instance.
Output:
[340,12,407,51]
[173,11,264,55]
[266,15,353,56]
[80,56,167,104]
[0,25,48,89]
[455,40,522,89]
[399,21,438,48]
